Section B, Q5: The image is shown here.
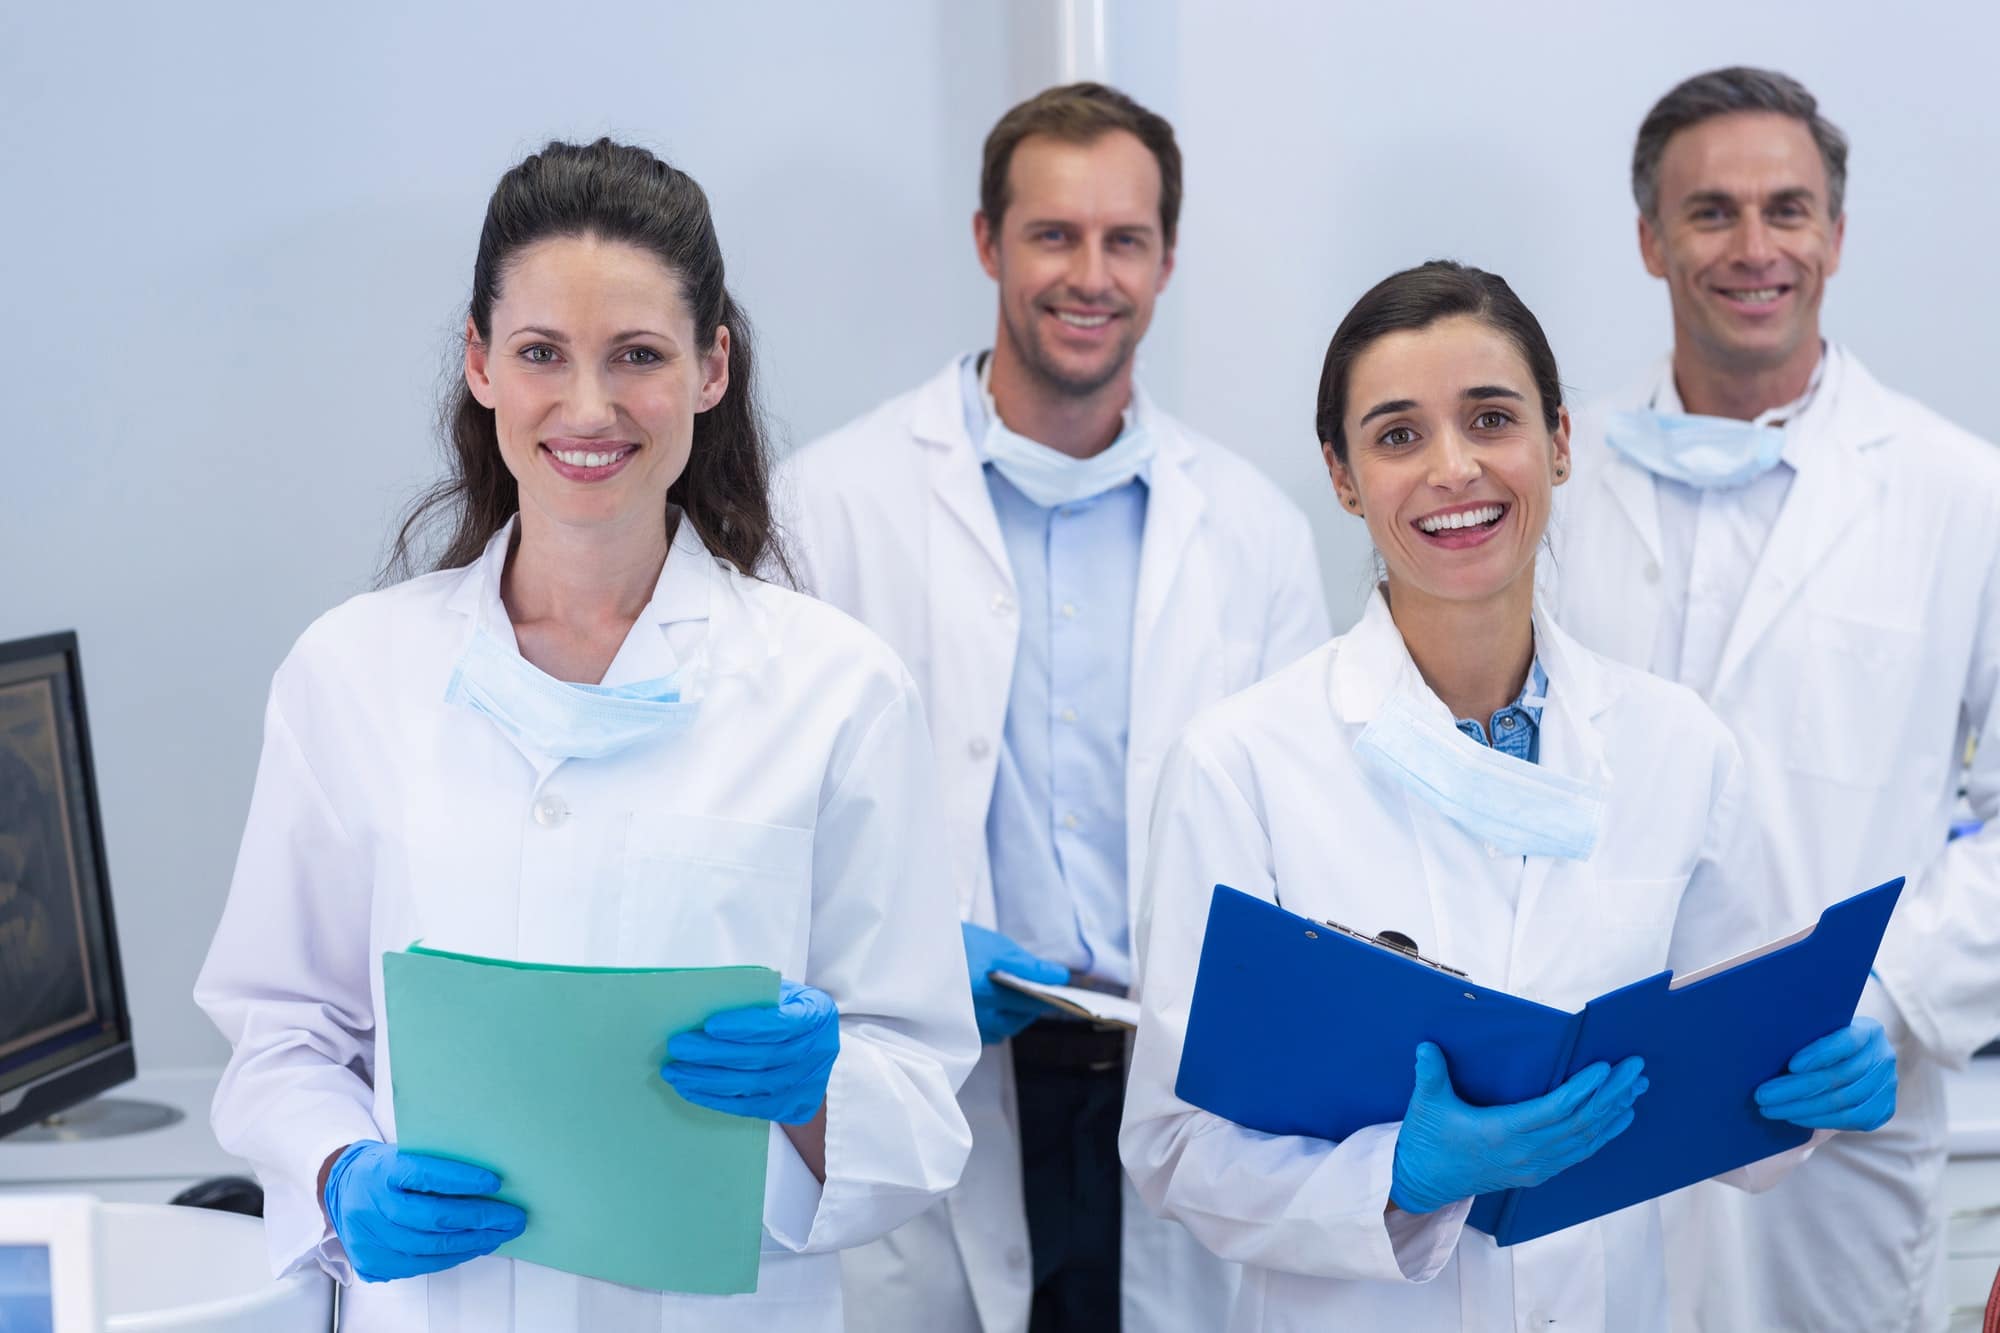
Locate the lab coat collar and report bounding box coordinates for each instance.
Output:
[914,357,1011,588]
[1332,586,1615,743]
[439,512,736,690]
[1709,345,1895,691]
[910,354,1203,598]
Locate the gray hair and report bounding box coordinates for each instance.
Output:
[1632,67,1849,221]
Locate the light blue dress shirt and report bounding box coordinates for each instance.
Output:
[1453,658,1547,763]
[960,353,1148,990]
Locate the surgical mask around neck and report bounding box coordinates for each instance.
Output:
[445,625,698,761]
[1354,687,1604,861]
[977,354,1156,508]
[1602,410,1786,490]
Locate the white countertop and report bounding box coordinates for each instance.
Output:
[1947,1056,2000,1157]
[0,1069,246,1186]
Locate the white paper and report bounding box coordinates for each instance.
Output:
[991,972,1140,1029]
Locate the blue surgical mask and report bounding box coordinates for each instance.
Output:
[1603,410,1786,490]
[977,357,1156,508]
[1354,688,1605,860]
[445,626,699,760]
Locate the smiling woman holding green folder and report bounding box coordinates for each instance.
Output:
[193,139,980,1333]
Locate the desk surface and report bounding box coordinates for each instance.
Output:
[0,1069,246,1186]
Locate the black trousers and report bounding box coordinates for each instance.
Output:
[1012,1018,1128,1333]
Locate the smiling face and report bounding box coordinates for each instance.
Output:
[1326,315,1570,607]
[1640,111,1843,380]
[464,235,729,542]
[975,130,1174,398]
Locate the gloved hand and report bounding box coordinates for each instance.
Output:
[961,921,1068,1044]
[1754,1017,1897,1131]
[662,979,840,1125]
[320,1140,526,1283]
[1390,1042,1648,1215]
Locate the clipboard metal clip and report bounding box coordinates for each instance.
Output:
[1317,918,1470,980]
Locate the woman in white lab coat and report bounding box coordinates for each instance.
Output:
[1117,261,1899,1333]
[194,139,979,1333]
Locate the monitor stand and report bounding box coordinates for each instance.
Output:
[10,1096,184,1142]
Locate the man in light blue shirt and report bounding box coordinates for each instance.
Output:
[964,353,1147,995]
[782,83,1329,1333]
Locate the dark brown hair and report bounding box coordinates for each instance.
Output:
[1632,67,1849,221]
[979,82,1182,247]
[384,137,789,583]
[1316,261,1563,465]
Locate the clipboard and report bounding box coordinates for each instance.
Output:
[1173,877,1902,1246]
[992,972,1139,1029]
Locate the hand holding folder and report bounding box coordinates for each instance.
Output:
[1174,877,1902,1246]
[384,946,780,1294]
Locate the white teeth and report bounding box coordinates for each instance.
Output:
[1417,504,1503,534]
[552,448,626,468]
[1055,311,1111,328]
[1726,287,1782,304]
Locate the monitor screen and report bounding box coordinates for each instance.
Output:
[0,1243,54,1333]
[0,633,133,1137]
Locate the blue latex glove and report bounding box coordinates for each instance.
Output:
[320,1141,526,1283]
[1754,1017,1897,1131]
[961,921,1068,1044]
[1390,1042,1649,1215]
[662,979,839,1125]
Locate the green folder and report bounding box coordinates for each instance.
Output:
[383,945,778,1295]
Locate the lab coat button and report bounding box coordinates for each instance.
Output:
[1484,842,1501,859]
[992,592,1015,616]
[532,794,569,828]
[969,738,991,760]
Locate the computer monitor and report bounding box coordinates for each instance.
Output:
[0,632,135,1139]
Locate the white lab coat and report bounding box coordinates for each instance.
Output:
[777,357,1330,1333]
[194,518,980,1333]
[1551,348,2000,1333]
[1121,592,1805,1333]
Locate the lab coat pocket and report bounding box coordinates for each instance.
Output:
[621,812,814,971]
[1588,876,1684,989]
[1786,613,1922,787]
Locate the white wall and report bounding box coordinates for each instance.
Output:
[3,2,1995,1074]
[1128,0,2000,622]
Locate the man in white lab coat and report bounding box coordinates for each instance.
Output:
[780,83,1328,1333]
[1552,66,2000,1332]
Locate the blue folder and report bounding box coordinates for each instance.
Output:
[1174,877,1902,1246]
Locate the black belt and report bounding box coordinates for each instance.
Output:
[1012,1018,1128,1074]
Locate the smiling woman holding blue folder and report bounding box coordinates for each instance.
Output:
[1118,261,1898,1333]
[193,140,980,1333]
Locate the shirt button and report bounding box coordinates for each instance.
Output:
[1484,843,1501,859]
[1006,1245,1029,1269]
[1060,603,1078,619]
[1060,707,1079,723]
[992,592,1015,616]
[969,738,991,760]
[532,794,569,828]
[1643,561,1661,583]
[1062,813,1081,830]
